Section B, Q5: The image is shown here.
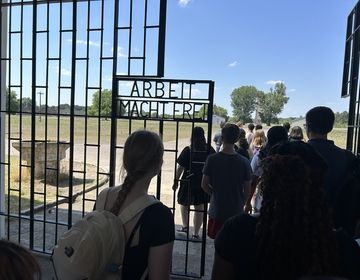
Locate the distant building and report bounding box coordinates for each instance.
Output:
[212,115,226,125]
[254,96,262,124]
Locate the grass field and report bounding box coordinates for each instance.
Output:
[4,115,212,144]
[2,115,349,213]
[328,128,347,149]
[4,115,348,147]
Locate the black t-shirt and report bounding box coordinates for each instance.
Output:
[215,214,360,280]
[122,203,175,280]
[177,146,215,185]
[307,139,348,207]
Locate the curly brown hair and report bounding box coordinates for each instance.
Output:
[255,142,339,279]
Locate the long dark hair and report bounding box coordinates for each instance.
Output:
[256,141,339,279]
[111,130,164,214]
[237,128,249,150]
[191,127,206,151]
[258,126,288,159]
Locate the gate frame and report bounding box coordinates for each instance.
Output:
[0,0,214,278]
[112,77,215,277]
[0,5,7,238]
[342,1,360,157]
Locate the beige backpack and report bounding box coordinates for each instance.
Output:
[52,186,159,280]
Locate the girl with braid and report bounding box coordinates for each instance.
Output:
[96,130,174,280]
[212,141,360,280]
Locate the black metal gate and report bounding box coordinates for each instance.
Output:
[342,1,360,157]
[0,0,214,278]
[115,77,214,277]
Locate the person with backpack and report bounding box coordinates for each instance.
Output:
[172,127,215,239]
[53,130,174,280]
[305,106,360,237]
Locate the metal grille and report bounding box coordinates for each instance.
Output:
[342,1,360,156]
[0,0,166,253]
[115,77,214,277]
[0,0,214,278]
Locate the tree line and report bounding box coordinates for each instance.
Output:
[4,87,350,126]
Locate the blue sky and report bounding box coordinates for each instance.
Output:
[6,0,357,118]
[165,0,357,117]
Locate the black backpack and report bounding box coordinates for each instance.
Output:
[334,152,360,237]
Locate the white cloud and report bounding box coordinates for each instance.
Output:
[178,0,192,7]
[117,47,127,58]
[54,67,71,76]
[61,68,71,76]
[67,39,100,47]
[111,47,128,58]
[266,80,284,85]
[288,88,296,93]
[228,61,237,67]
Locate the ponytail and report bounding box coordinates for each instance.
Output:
[110,176,133,215]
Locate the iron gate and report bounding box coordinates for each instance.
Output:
[342,1,360,157]
[0,0,215,278]
[115,77,214,277]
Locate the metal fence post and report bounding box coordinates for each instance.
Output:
[0,6,8,238]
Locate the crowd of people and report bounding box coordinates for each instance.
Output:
[2,106,360,280]
[208,106,360,280]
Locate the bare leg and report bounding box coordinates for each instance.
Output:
[180,205,189,229]
[193,204,205,236]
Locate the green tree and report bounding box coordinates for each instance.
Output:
[89,89,113,120]
[6,88,20,112]
[197,104,229,120]
[213,105,229,121]
[259,82,289,126]
[230,86,259,123]
[21,97,32,112]
[89,89,127,119]
[334,111,348,127]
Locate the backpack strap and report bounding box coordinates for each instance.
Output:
[95,187,112,210]
[119,195,160,224]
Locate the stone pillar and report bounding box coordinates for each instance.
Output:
[12,141,70,182]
